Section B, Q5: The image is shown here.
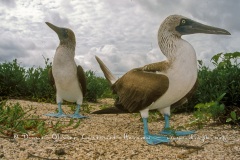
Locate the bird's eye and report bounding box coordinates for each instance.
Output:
[181,19,186,24]
[63,29,68,38]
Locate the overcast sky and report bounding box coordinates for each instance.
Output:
[0,0,239,76]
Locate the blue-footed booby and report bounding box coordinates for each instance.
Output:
[45,22,87,119]
[92,15,230,145]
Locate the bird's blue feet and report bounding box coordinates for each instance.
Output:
[68,113,87,119]
[45,103,67,118]
[67,104,87,119]
[160,129,195,136]
[45,112,67,118]
[143,118,170,145]
[144,133,170,145]
[160,114,195,136]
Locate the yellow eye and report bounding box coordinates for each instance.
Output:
[181,19,186,24]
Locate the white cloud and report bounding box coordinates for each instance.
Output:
[0,0,16,8]
[0,0,238,75]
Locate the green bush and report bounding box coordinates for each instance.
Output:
[0,59,26,98]
[85,70,112,102]
[198,52,240,106]
[24,58,55,101]
[0,58,55,102]
[189,93,226,129]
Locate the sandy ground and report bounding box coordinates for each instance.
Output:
[0,99,240,160]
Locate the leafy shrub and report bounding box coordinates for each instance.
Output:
[0,58,55,102]
[189,93,225,129]
[85,70,112,102]
[24,58,55,102]
[0,59,26,98]
[226,110,240,125]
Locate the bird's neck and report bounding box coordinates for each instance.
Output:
[60,40,76,51]
[158,30,197,72]
[58,42,75,52]
[158,31,182,61]
[56,45,76,60]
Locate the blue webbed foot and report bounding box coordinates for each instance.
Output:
[161,114,195,136]
[144,133,170,145]
[45,103,67,118]
[67,104,88,119]
[45,112,67,118]
[67,113,87,119]
[160,129,195,136]
[142,118,170,145]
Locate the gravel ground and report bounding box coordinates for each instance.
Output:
[0,99,240,160]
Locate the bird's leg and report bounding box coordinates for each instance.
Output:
[142,118,170,145]
[67,104,87,119]
[160,114,195,136]
[45,103,67,118]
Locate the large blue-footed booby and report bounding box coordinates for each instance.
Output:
[92,15,230,145]
[45,22,87,119]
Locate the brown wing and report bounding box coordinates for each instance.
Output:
[112,69,169,113]
[48,67,55,89]
[142,60,170,72]
[77,65,87,96]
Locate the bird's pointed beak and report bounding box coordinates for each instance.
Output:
[176,20,231,35]
[45,22,62,36]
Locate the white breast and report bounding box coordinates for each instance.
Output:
[148,39,197,110]
[52,46,83,104]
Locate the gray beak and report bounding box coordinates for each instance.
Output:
[45,22,62,35]
[176,19,231,35]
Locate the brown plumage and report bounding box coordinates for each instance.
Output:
[77,65,87,96]
[112,69,169,112]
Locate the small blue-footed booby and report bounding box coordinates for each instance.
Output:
[92,15,230,145]
[45,22,87,119]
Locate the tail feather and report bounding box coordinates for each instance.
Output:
[95,56,117,85]
[91,107,158,114]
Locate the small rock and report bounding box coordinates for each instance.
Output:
[0,153,4,158]
[9,139,17,143]
[20,147,25,151]
[46,148,53,154]
[55,148,66,155]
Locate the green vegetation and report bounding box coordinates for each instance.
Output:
[0,58,54,102]
[189,93,226,129]
[0,101,80,138]
[85,70,112,102]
